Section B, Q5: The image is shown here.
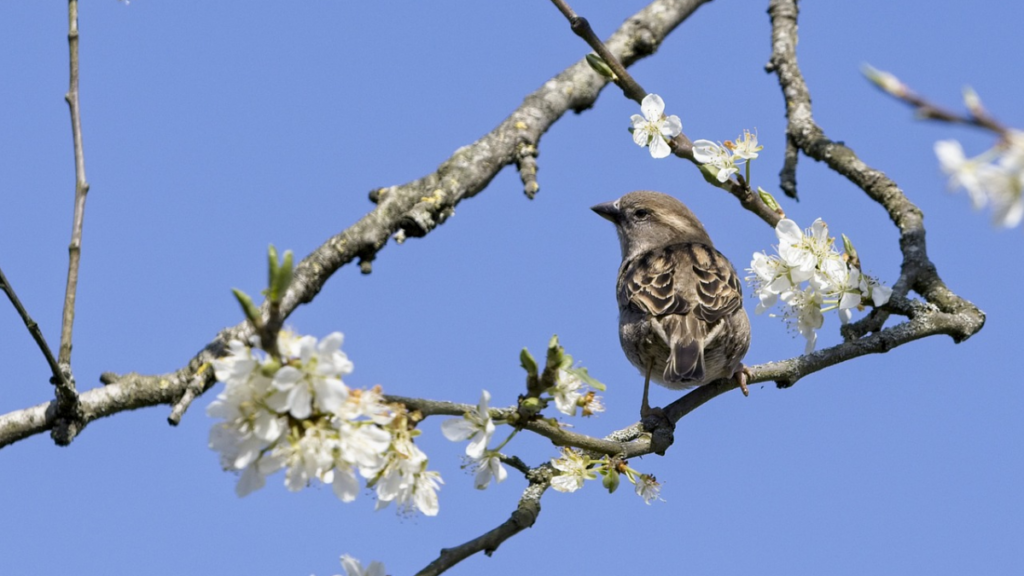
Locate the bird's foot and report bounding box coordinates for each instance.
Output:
[640,402,664,421]
[640,405,675,455]
[733,364,750,397]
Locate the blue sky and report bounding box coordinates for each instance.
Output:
[2,1,1022,575]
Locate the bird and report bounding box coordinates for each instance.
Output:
[591,191,751,417]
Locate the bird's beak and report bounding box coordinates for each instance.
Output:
[590,200,620,223]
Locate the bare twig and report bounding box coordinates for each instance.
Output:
[0,266,65,385]
[550,0,649,105]
[415,481,549,576]
[50,0,90,444]
[862,66,1009,137]
[514,140,540,199]
[779,133,799,199]
[167,370,211,426]
[60,0,89,367]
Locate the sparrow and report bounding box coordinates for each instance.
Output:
[592,191,751,417]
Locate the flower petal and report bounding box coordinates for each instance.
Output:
[640,93,665,121]
[661,115,682,138]
[649,136,671,159]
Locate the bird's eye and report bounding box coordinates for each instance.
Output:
[634,208,651,219]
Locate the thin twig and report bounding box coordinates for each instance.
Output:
[497,454,531,476]
[549,0,782,227]
[514,140,540,199]
[60,0,89,368]
[0,265,65,385]
[550,0,649,104]
[167,371,210,426]
[50,0,89,444]
[863,68,1009,137]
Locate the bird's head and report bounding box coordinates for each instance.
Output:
[591,190,713,261]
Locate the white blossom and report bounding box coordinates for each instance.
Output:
[266,332,351,418]
[936,139,990,209]
[550,369,584,416]
[374,432,443,517]
[337,555,386,576]
[728,129,763,160]
[935,132,1024,228]
[413,469,443,517]
[630,94,682,159]
[781,287,824,354]
[441,390,495,459]
[550,448,595,493]
[777,218,831,273]
[634,474,664,505]
[472,454,508,490]
[861,275,893,308]
[692,139,738,182]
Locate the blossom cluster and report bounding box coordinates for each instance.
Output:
[748,218,892,353]
[441,370,605,491]
[207,330,442,516]
[548,448,663,504]
[935,131,1024,228]
[692,130,763,183]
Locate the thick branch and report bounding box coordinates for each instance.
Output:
[1,346,222,449]
[0,0,708,448]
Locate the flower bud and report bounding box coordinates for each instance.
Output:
[757,186,783,215]
[962,85,984,117]
[266,245,294,303]
[585,54,617,80]
[520,348,538,378]
[602,468,621,494]
[861,64,905,97]
[841,233,860,269]
[231,288,263,329]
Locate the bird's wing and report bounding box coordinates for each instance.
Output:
[618,243,743,382]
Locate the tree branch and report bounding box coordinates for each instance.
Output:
[52,0,89,445]
[764,0,984,340]
[0,0,710,449]
[415,480,549,576]
[0,265,65,390]
[862,65,1009,137]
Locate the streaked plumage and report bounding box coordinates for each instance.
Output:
[592,191,750,413]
